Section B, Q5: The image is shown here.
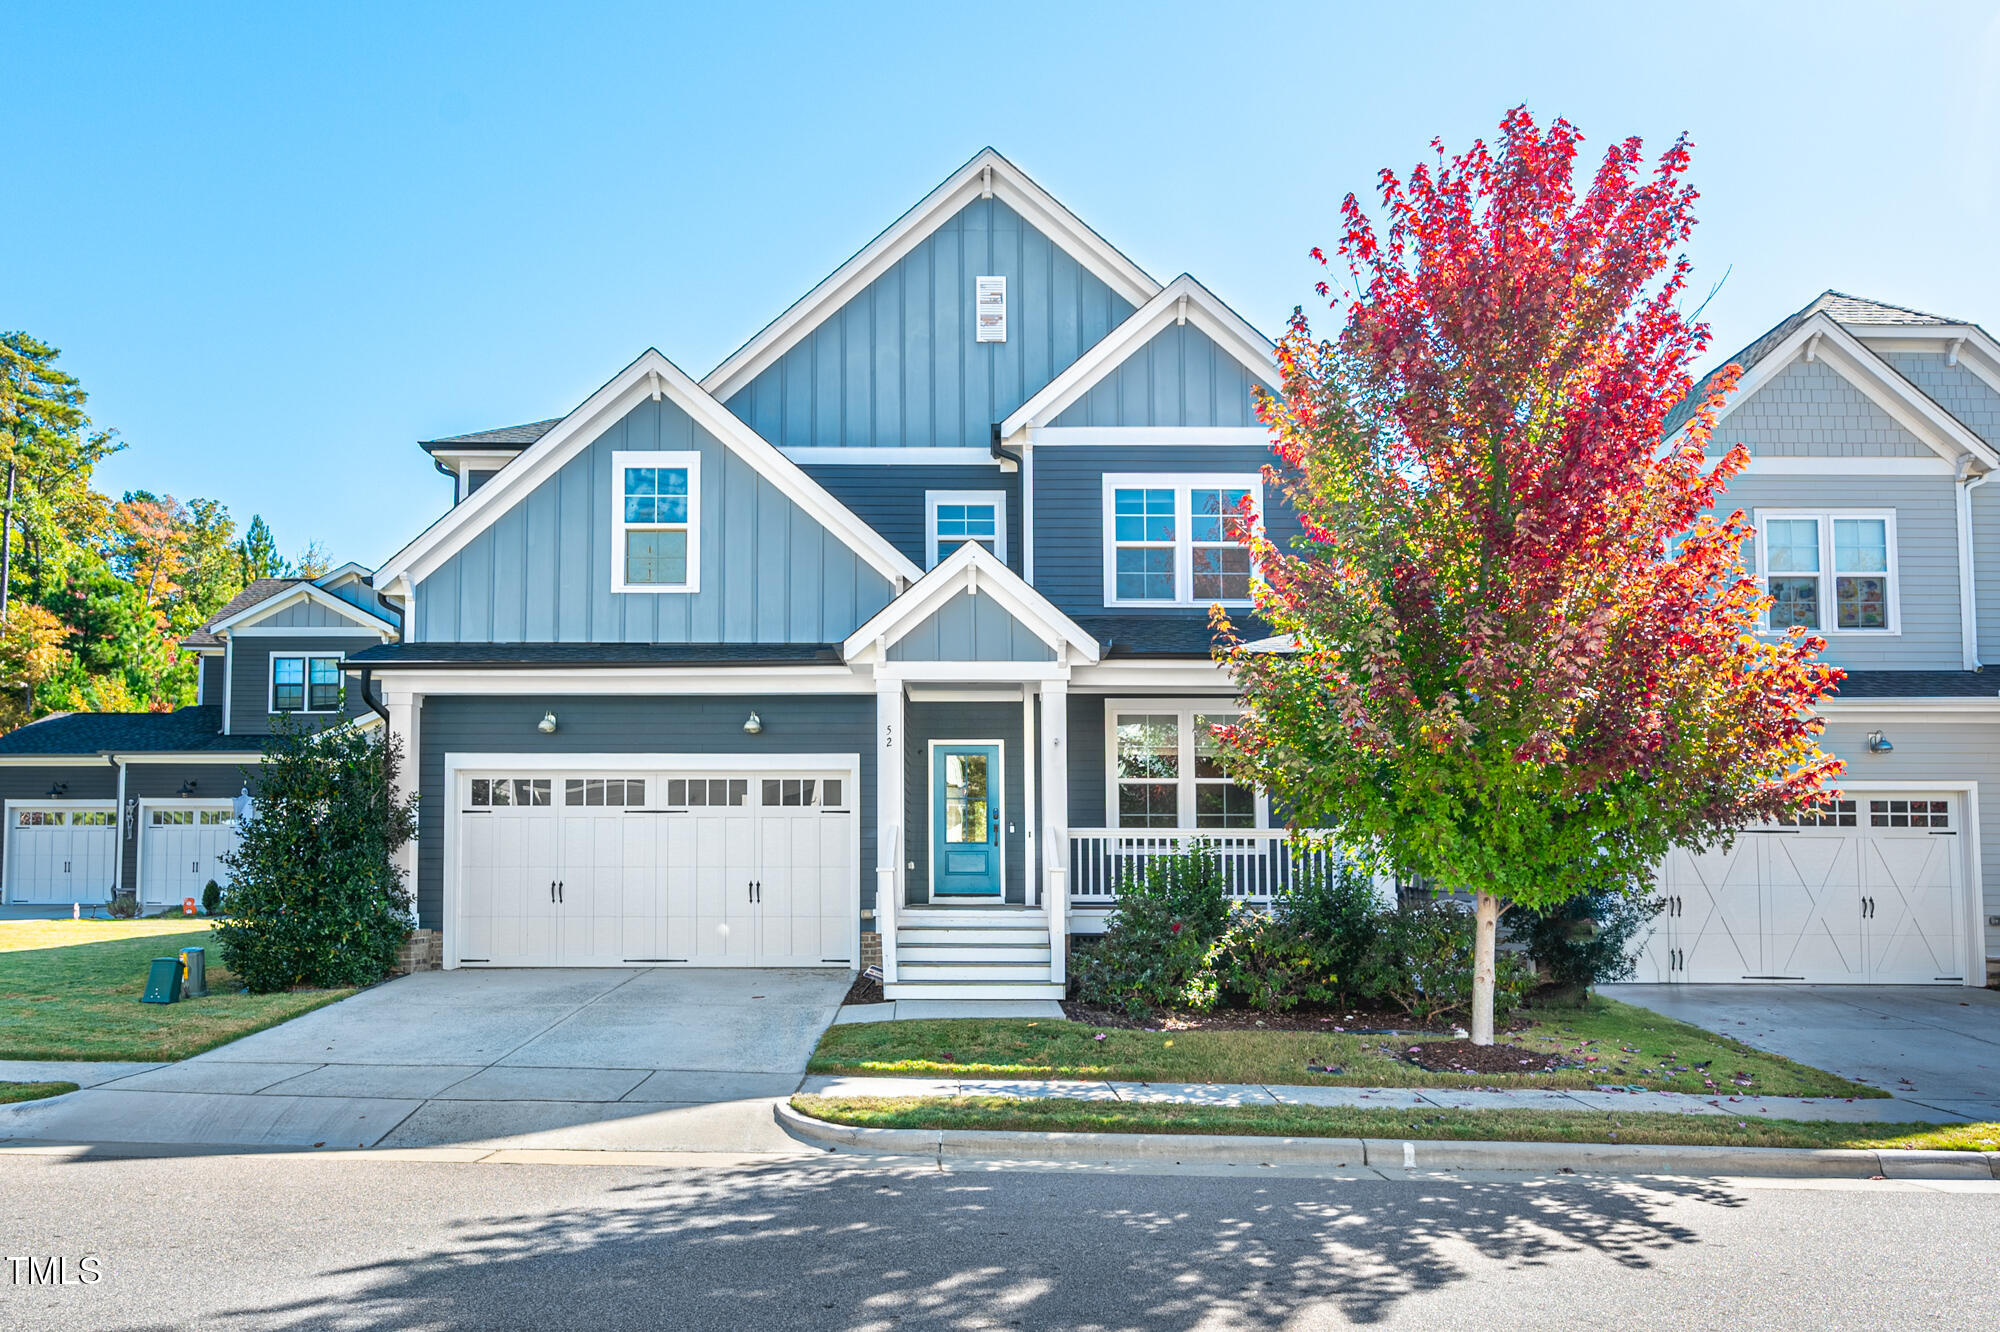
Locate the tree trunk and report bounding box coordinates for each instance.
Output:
[0,458,15,623]
[1471,890,1500,1045]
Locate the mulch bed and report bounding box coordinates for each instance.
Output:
[1399,1038,1577,1075]
[1060,999,1467,1035]
[843,972,885,1006]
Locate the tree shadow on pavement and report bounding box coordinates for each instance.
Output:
[197,1159,1740,1330]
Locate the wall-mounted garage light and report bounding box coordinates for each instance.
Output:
[177,779,197,797]
[1867,730,1893,753]
[45,781,65,799]
[538,712,558,735]
[743,711,763,735]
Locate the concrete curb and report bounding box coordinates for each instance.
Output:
[772,1103,2000,1180]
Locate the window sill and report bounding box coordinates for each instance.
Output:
[611,584,700,596]
[1101,600,1256,611]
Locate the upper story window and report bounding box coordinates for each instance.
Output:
[271,654,343,713]
[1107,702,1263,829]
[612,451,701,594]
[1756,510,1897,634]
[1101,474,1260,607]
[925,490,1007,568]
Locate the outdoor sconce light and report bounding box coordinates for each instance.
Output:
[45,781,65,799]
[538,712,558,735]
[743,711,763,735]
[1867,730,1893,753]
[177,779,197,797]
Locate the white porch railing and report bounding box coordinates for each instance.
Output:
[1066,828,1343,905]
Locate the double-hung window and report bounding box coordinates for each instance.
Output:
[1102,475,1260,607]
[1756,510,1897,633]
[1108,702,1262,829]
[924,490,1007,567]
[271,654,343,713]
[611,451,700,593]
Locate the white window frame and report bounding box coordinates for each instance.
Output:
[924,489,1008,569]
[1103,699,1268,830]
[610,450,701,594]
[1753,508,1900,635]
[269,652,345,714]
[1101,473,1262,608]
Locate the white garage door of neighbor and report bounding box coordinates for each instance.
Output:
[5,804,118,905]
[454,768,856,968]
[1637,795,1970,984]
[139,804,240,908]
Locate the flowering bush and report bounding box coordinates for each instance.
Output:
[1206,906,1344,1012]
[1072,843,1231,1015]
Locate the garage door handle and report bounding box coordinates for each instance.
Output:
[558,881,564,904]
[550,880,556,904]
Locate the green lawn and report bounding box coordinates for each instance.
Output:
[0,1080,77,1105]
[809,996,1881,1098]
[793,1095,2000,1153]
[0,921,355,1061]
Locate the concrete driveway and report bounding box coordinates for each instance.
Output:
[0,968,850,1152]
[1611,984,2000,1120]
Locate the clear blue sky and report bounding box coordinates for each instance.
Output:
[7,2,1998,568]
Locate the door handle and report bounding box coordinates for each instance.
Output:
[550,880,556,904]
[558,881,564,904]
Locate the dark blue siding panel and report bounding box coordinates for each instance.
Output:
[799,464,1022,575]
[1066,692,1106,827]
[724,197,1137,447]
[1051,322,1271,428]
[229,634,385,736]
[415,694,877,932]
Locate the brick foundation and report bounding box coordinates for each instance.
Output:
[1987,956,1999,989]
[860,931,883,971]
[391,929,441,976]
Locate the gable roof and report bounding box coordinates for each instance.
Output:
[375,348,925,592]
[842,539,1100,665]
[178,578,302,647]
[210,579,400,636]
[701,148,1162,406]
[999,274,1280,439]
[419,419,561,453]
[1664,294,2000,471]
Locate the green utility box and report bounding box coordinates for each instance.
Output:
[179,947,208,998]
[141,956,183,1005]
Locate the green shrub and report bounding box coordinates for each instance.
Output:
[1510,888,1662,1000]
[1349,900,1534,1024]
[1207,905,1345,1012]
[1072,842,1231,1014]
[200,880,223,917]
[213,718,417,992]
[1274,852,1382,1002]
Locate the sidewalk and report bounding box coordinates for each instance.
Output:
[798,1074,1981,1124]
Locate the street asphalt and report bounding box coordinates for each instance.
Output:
[0,1146,1995,1330]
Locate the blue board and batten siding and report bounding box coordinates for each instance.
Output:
[887,590,1054,662]
[725,197,1136,448]
[1051,321,1266,429]
[414,396,896,644]
[802,464,1022,575]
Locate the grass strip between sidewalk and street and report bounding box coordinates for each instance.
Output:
[809,996,1881,1098]
[0,921,355,1061]
[0,1081,78,1105]
[792,1095,2000,1153]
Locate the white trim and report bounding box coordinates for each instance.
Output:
[439,750,863,971]
[2,798,118,906]
[1023,442,1036,585]
[231,626,390,638]
[1000,275,1280,439]
[1071,661,1237,692]
[1101,472,1263,609]
[780,447,999,466]
[371,669,875,697]
[907,687,1026,702]
[314,562,374,588]
[924,489,1008,569]
[0,754,254,767]
[843,539,1100,665]
[1849,325,2000,399]
[134,796,240,909]
[1028,427,1274,447]
[1100,698,1266,831]
[1816,699,2000,714]
[221,636,233,735]
[925,737,1006,903]
[609,449,701,594]
[702,149,1159,405]
[103,752,267,764]
[1722,456,1958,477]
[269,650,347,715]
[212,581,398,637]
[376,349,922,592]
[1959,471,1991,670]
[1753,508,1901,636]
[874,661,1071,683]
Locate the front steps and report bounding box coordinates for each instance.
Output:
[885,905,1067,1000]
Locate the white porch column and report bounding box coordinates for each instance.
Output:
[1039,678,1069,983]
[874,678,904,983]
[383,685,423,925]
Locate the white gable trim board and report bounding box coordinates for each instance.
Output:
[843,541,1101,666]
[375,349,923,593]
[702,148,1160,405]
[212,581,398,636]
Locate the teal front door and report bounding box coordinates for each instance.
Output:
[931,743,1002,897]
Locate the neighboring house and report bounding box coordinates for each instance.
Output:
[359,149,1295,997]
[0,567,399,911]
[1641,291,2000,987]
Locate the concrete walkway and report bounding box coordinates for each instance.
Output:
[0,968,851,1153]
[832,999,1066,1024]
[799,1074,1985,1124]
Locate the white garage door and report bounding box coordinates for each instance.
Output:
[1637,795,1969,984]
[5,804,118,905]
[139,804,241,908]
[454,767,856,968]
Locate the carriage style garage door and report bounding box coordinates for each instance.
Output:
[1641,794,1971,984]
[453,765,857,968]
[139,804,240,909]
[5,803,118,905]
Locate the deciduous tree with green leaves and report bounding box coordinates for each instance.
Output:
[1215,110,1844,1043]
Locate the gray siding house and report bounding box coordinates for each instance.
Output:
[0,568,399,912]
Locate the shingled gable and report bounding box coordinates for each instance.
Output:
[998,273,1281,439]
[373,348,925,595]
[700,148,1161,406]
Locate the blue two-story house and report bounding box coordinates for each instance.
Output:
[357,149,1296,997]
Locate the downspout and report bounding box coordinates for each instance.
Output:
[1954,453,1990,671]
[358,667,391,725]
[991,423,1026,576]
[110,753,126,904]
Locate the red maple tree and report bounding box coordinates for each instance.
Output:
[1216,109,1843,1041]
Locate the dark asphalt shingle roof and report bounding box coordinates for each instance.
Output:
[1828,671,2000,699]
[418,420,561,452]
[345,642,844,668]
[0,706,256,756]
[1074,616,1268,658]
[178,578,306,647]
